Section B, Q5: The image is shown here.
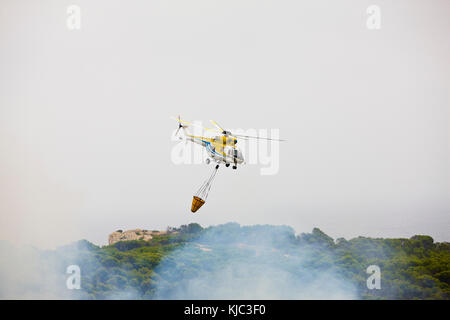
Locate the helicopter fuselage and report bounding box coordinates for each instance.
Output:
[184,134,245,165]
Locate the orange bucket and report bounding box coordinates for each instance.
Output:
[191,196,205,213]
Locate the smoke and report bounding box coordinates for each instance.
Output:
[0,224,359,299]
[0,240,93,299]
[153,223,357,299]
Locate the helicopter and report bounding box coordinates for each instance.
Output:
[172,116,285,169]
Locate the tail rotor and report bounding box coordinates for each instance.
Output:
[174,115,186,138]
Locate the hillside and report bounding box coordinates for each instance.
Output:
[1,223,449,299]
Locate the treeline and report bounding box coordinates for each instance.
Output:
[59,223,449,299]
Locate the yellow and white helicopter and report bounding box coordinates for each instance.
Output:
[172,116,284,169]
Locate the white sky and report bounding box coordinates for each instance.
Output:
[1,0,449,248]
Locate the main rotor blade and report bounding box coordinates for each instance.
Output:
[171,117,218,133]
[233,134,286,142]
[210,120,226,133]
[228,135,249,140]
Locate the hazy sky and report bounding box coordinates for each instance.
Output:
[1,0,449,248]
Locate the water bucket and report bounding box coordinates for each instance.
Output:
[191,196,205,213]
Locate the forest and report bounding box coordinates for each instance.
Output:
[47,223,450,300]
